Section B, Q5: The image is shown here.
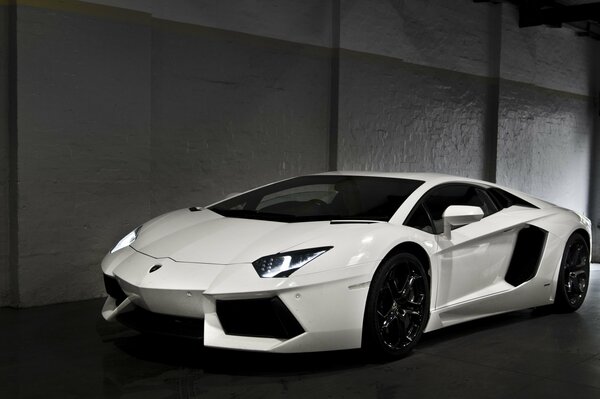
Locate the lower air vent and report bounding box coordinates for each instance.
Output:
[216,297,304,339]
[103,274,127,306]
[505,226,547,286]
[116,305,204,339]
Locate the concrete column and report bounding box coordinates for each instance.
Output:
[0,2,11,306]
[590,44,600,261]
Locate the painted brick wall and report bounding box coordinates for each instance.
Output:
[500,5,595,97]
[83,0,333,47]
[337,0,499,177]
[15,5,153,306]
[337,51,490,178]
[10,1,331,306]
[589,47,600,261]
[339,0,498,77]
[0,5,10,306]
[496,6,598,252]
[496,82,592,214]
[150,22,330,216]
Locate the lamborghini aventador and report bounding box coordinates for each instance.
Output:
[101,172,592,358]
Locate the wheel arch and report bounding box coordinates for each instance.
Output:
[572,228,590,249]
[361,240,433,357]
[380,241,432,284]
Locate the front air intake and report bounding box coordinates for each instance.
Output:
[216,297,304,339]
[116,305,204,339]
[103,274,127,305]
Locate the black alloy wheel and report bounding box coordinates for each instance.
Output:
[363,253,430,359]
[554,232,590,312]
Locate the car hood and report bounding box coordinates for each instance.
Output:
[131,208,359,264]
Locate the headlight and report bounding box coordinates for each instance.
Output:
[110,226,142,254]
[252,247,332,278]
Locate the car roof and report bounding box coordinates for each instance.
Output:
[316,171,485,185]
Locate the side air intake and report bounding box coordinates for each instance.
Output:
[505,225,547,286]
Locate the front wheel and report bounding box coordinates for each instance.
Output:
[362,253,430,359]
[554,233,590,313]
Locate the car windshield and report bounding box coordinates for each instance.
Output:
[208,175,424,223]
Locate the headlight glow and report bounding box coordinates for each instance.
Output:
[252,246,332,278]
[110,226,142,254]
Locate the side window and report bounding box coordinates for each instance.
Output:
[422,184,493,234]
[405,204,434,234]
[487,187,538,210]
[475,188,499,216]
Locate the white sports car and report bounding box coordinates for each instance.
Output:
[101,172,592,358]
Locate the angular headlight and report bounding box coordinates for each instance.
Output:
[110,226,142,254]
[252,247,332,278]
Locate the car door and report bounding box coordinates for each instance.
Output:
[406,183,524,309]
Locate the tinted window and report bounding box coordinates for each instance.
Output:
[475,188,499,216]
[209,175,424,223]
[405,204,434,234]
[409,184,496,234]
[487,187,538,210]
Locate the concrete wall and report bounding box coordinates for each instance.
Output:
[339,0,498,77]
[338,53,490,177]
[9,0,331,306]
[0,4,10,306]
[150,21,330,215]
[589,47,600,261]
[83,0,332,46]
[496,6,596,215]
[496,83,592,214]
[337,0,500,178]
[15,4,153,306]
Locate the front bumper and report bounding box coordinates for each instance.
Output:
[101,247,377,353]
[103,296,205,339]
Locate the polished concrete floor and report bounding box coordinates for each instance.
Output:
[1,265,599,398]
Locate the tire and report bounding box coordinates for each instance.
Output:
[362,253,430,359]
[554,232,590,313]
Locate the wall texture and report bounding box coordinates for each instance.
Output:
[338,52,490,178]
[339,0,498,77]
[83,0,333,46]
[9,0,332,306]
[4,0,600,306]
[336,0,500,178]
[15,4,153,306]
[496,83,593,214]
[589,48,600,261]
[496,6,596,216]
[0,4,10,306]
[150,22,330,216]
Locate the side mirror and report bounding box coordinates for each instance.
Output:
[442,205,484,239]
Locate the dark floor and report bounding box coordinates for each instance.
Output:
[1,265,599,399]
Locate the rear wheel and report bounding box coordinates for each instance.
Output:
[362,253,430,359]
[554,233,590,312]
